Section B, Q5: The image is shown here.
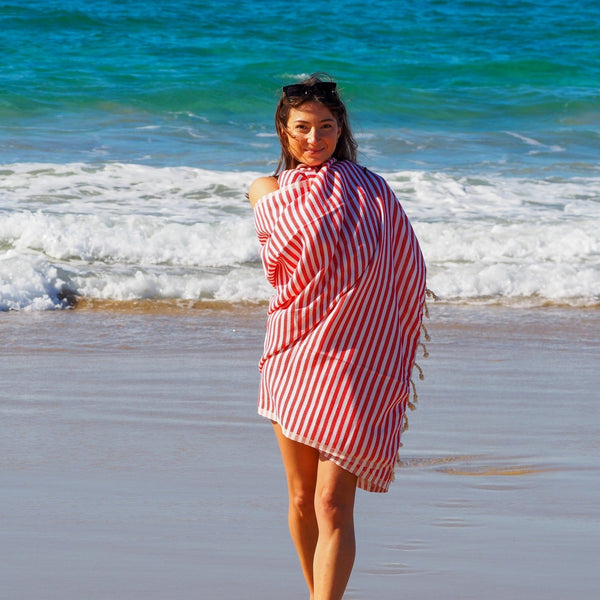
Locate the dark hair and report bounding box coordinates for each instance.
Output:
[274,73,358,174]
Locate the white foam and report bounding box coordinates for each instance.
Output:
[0,251,72,311]
[1,162,598,310]
[504,131,565,154]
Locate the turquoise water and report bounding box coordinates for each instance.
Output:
[2,0,599,173]
[1,0,599,309]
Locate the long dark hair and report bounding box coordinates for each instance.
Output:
[274,73,358,174]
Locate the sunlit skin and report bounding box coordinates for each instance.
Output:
[284,101,342,167]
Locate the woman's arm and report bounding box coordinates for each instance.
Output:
[249,176,279,208]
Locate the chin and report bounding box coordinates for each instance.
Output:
[304,155,330,166]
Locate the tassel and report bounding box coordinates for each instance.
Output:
[421,322,431,342]
[401,288,437,437]
[413,362,425,381]
[426,288,440,301]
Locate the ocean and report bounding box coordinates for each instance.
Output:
[2,4,600,598]
[1,0,598,310]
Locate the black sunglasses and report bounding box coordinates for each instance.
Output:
[283,81,338,101]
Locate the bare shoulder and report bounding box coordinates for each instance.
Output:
[249,176,279,208]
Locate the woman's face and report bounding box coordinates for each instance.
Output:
[285,101,341,167]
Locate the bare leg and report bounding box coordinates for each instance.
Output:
[273,423,358,600]
[273,423,320,597]
[312,458,358,600]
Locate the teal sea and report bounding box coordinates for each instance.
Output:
[1,0,599,308]
[2,0,599,172]
[2,5,599,599]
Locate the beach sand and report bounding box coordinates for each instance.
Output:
[1,303,598,599]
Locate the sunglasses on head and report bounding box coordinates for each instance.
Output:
[283,81,338,101]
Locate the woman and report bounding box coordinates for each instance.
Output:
[249,73,427,600]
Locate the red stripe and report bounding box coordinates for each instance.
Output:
[254,159,426,492]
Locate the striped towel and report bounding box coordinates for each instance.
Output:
[254,158,426,492]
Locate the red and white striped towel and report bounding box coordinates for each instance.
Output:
[254,158,426,492]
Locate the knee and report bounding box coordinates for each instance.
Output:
[289,485,316,520]
[314,486,354,530]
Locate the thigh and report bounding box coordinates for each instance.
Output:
[315,458,358,509]
[272,422,320,495]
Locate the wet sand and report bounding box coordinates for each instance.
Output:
[1,304,598,599]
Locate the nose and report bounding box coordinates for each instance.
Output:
[307,128,320,143]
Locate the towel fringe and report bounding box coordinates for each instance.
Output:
[426,288,440,302]
[400,288,437,438]
[395,288,438,476]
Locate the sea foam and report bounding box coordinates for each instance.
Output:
[1,162,598,310]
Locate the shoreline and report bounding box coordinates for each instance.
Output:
[4,294,599,315]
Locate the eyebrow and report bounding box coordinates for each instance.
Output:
[291,117,337,124]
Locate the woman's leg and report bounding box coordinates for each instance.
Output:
[273,423,359,600]
[272,423,320,597]
[312,458,358,600]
